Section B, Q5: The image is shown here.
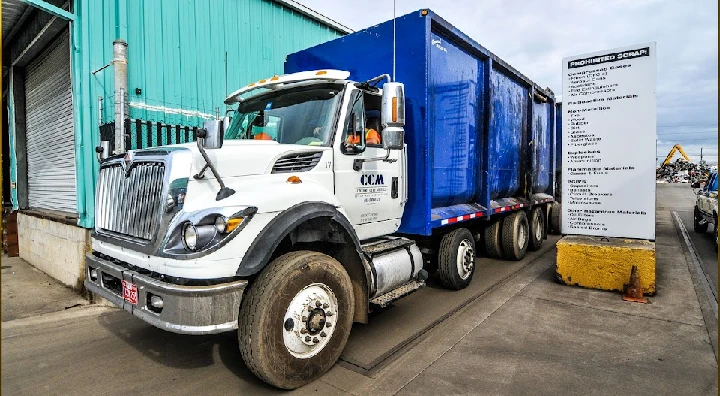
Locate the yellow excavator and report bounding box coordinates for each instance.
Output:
[662,144,691,166]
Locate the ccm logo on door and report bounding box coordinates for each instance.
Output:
[360,174,385,186]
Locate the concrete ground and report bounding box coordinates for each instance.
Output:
[1,185,717,394]
[1,254,88,322]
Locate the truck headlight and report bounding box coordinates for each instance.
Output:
[182,224,198,250]
[214,216,227,233]
[162,206,257,256]
[181,223,217,251]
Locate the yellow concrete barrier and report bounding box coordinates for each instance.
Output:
[556,236,656,294]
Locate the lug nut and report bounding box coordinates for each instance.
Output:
[302,316,307,322]
[320,331,327,337]
[305,336,311,342]
[323,303,329,309]
[300,328,307,334]
[313,337,319,343]
[326,322,332,328]
[326,311,334,317]
[316,300,322,307]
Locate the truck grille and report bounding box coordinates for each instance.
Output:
[95,162,166,241]
[272,152,322,173]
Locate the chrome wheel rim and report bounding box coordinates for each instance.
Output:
[534,214,543,241]
[282,283,338,359]
[518,222,527,249]
[456,239,475,280]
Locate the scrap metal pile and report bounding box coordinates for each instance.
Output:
[656,158,713,185]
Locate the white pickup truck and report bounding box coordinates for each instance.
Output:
[694,171,718,251]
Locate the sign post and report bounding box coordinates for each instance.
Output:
[556,43,658,296]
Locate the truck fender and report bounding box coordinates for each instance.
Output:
[237,202,371,323]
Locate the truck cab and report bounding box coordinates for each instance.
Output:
[86,70,438,389]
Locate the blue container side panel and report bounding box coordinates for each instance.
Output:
[285,11,433,235]
[555,103,562,171]
[487,70,528,199]
[532,100,552,193]
[428,30,484,209]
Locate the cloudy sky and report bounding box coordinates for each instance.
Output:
[298,0,718,165]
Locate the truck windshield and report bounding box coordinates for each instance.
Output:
[224,84,343,146]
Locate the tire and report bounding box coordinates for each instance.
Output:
[438,228,476,290]
[238,251,354,389]
[501,211,530,261]
[528,207,545,252]
[693,208,708,233]
[548,202,562,235]
[483,219,503,259]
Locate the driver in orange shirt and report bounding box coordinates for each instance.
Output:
[347,128,381,145]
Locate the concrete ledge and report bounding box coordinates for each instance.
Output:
[17,213,89,290]
[556,235,656,294]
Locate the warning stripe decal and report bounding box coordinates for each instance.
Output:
[437,198,554,226]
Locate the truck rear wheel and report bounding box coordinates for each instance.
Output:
[528,207,545,251]
[548,202,562,235]
[438,228,476,290]
[238,251,354,389]
[501,211,529,261]
[693,208,709,233]
[483,219,503,258]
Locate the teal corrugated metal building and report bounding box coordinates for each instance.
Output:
[9,0,347,227]
[3,0,348,289]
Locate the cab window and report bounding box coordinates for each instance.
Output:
[342,91,366,154]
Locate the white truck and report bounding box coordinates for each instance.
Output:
[85,11,559,389]
[694,171,718,251]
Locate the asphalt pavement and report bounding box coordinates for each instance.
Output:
[656,183,717,299]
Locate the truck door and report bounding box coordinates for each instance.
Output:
[333,89,404,239]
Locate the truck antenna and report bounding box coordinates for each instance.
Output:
[393,0,396,82]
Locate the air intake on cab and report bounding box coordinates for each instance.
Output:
[271,152,323,174]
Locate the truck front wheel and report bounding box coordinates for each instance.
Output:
[693,208,709,233]
[238,251,354,389]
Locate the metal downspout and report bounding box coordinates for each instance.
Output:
[113,39,128,154]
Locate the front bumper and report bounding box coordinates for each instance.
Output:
[84,252,247,335]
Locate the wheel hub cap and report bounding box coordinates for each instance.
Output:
[282,283,338,359]
[456,239,475,280]
[518,224,527,248]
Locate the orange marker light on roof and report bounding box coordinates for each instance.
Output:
[248,83,255,87]
[421,9,429,16]
[270,75,279,81]
[287,176,302,184]
[316,70,327,75]
[259,79,266,83]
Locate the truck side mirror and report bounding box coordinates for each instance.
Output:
[381,82,405,150]
[201,119,224,149]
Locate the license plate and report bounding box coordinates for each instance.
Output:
[122,280,138,305]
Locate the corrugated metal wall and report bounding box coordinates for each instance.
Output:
[71,0,344,227]
[84,0,343,127]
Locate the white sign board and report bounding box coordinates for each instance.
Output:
[561,43,657,240]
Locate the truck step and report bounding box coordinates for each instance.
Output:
[362,237,415,258]
[370,280,425,309]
